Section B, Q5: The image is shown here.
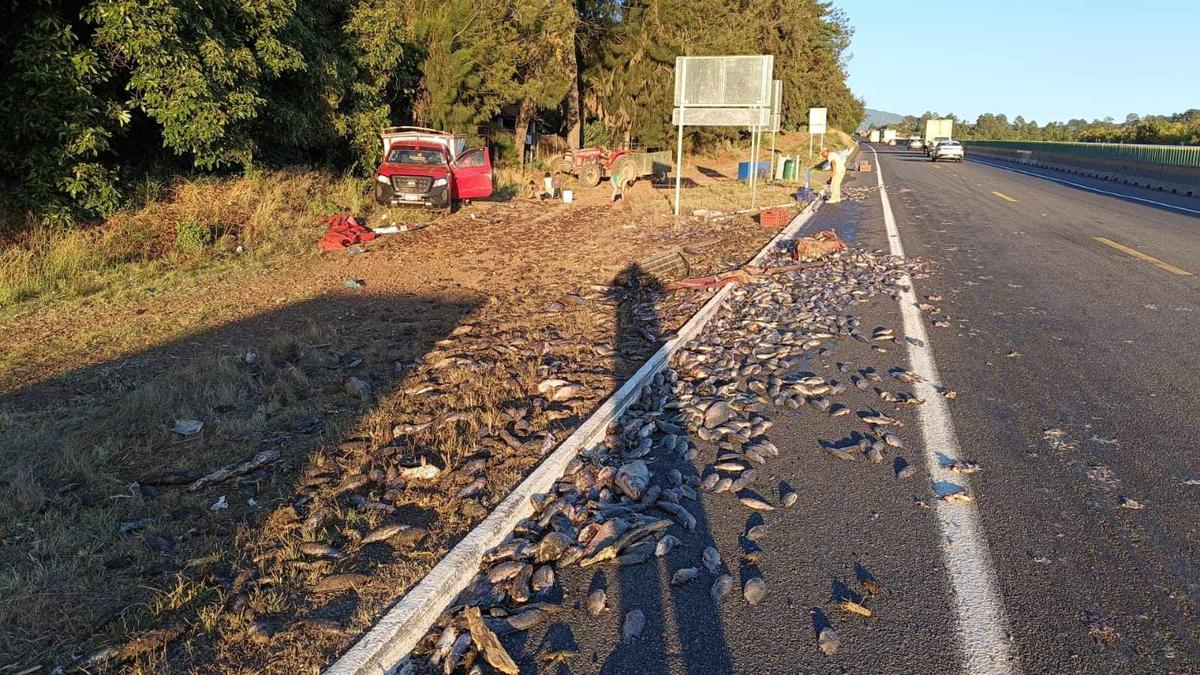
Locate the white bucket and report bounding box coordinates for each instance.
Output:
[562,190,574,203]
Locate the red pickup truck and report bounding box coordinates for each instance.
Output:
[374,127,494,211]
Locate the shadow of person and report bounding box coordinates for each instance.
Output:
[600,263,734,674]
[0,291,482,670]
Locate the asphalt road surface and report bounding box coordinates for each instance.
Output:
[497,145,1200,674]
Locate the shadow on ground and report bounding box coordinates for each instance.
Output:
[0,290,481,670]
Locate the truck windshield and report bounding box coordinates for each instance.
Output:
[387,147,446,165]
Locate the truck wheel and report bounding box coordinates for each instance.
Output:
[611,156,638,184]
[579,163,602,187]
[374,182,388,206]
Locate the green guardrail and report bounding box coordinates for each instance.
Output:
[962,140,1200,168]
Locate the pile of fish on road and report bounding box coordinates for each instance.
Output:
[408,240,939,674]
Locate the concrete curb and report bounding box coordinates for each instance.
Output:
[325,195,826,675]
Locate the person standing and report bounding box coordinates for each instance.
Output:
[822,147,848,204]
[610,164,628,203]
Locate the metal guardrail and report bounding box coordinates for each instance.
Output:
[963,140,1200,168]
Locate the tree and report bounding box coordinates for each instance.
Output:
[509,0,579,166]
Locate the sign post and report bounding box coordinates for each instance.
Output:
[671,55,775,217]
[673,59,688,217]
[808,107,827,158]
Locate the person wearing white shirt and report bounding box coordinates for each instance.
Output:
[821,147,848,204]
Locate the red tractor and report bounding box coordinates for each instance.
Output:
[546,147,671,188]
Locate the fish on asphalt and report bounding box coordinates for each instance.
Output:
[818,626,839,655]
[711,574,733,604]
[743,577,767,605]
[622,610,645,643]
[671,567,700,585]
[703,547,722,574]
[587,589,607,616]
[738,495,776,512]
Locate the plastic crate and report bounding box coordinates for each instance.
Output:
[758,207,791,227]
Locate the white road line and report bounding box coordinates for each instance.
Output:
[967,156,1200,217]
[868,145,1019,674]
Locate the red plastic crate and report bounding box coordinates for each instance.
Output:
[758,207,791,227]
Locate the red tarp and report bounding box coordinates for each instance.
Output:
[319,213,377,251]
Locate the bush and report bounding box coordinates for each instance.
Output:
[174,218,213,255]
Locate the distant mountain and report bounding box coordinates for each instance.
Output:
[858,109,905,131]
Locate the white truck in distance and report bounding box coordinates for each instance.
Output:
[923,118,953,155]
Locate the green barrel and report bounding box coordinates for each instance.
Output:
[782,158,797,181]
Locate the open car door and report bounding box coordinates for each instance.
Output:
[451,147,493,200]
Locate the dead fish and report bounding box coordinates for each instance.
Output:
[392,421,433,437]
[703,547,722,574]
[587,589,607,616]
[312,573,369,594]
[896,463,918,480]
[865,445,884,464]
[464,606,519,675]
[882,432,903,448]
[443,633,472,674]
[823,445,857,461]
[945,460,981,474]
[400,460,440,481]
[941,491,974,504]
[298,542,344,559]
[713,461,748,473]
[536,650,578,667]
[361,523,410,546]
[622,610,645,643]
[671,567,700,585]
[1119,496,1146,510]
[818,626,839,655]
[781,490,799,508]
[531,565,555,592]
[862,412,903,427]
[487,561,527,583]
[862,579,887,598]
[656,534,681,557]
[743,577,767,605]
[431,626,458,666]
[711,574,733,604]
[738,495,775,512]
[536,531,573,562]
[839,599,873,617]
[536,378,570,394]
[745,524,768,542]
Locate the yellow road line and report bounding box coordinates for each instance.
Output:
[1093,237,1194,276]
[991,191,1017,202]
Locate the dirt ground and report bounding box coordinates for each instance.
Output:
[0,133,849,673]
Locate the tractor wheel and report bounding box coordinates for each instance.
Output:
[547,155,570,176]
[579,162,603,187]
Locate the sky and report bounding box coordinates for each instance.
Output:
[842,0,1200,123]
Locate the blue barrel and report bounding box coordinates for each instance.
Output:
[737,161,771,181]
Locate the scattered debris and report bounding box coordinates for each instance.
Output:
[171,419,204,436]
[188,449,280,492]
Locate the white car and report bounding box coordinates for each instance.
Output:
[924,136,951,156]
[931,140,963,162]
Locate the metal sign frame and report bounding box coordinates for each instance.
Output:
[673,56,776,216]
[808,107,828,158]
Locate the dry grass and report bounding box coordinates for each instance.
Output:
[0,131,839,672]
[0,170,368,311]
[0,319,359,668]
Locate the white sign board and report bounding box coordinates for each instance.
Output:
[674,55,774,108]
[672,107,770,127]
[808,107,828,134]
